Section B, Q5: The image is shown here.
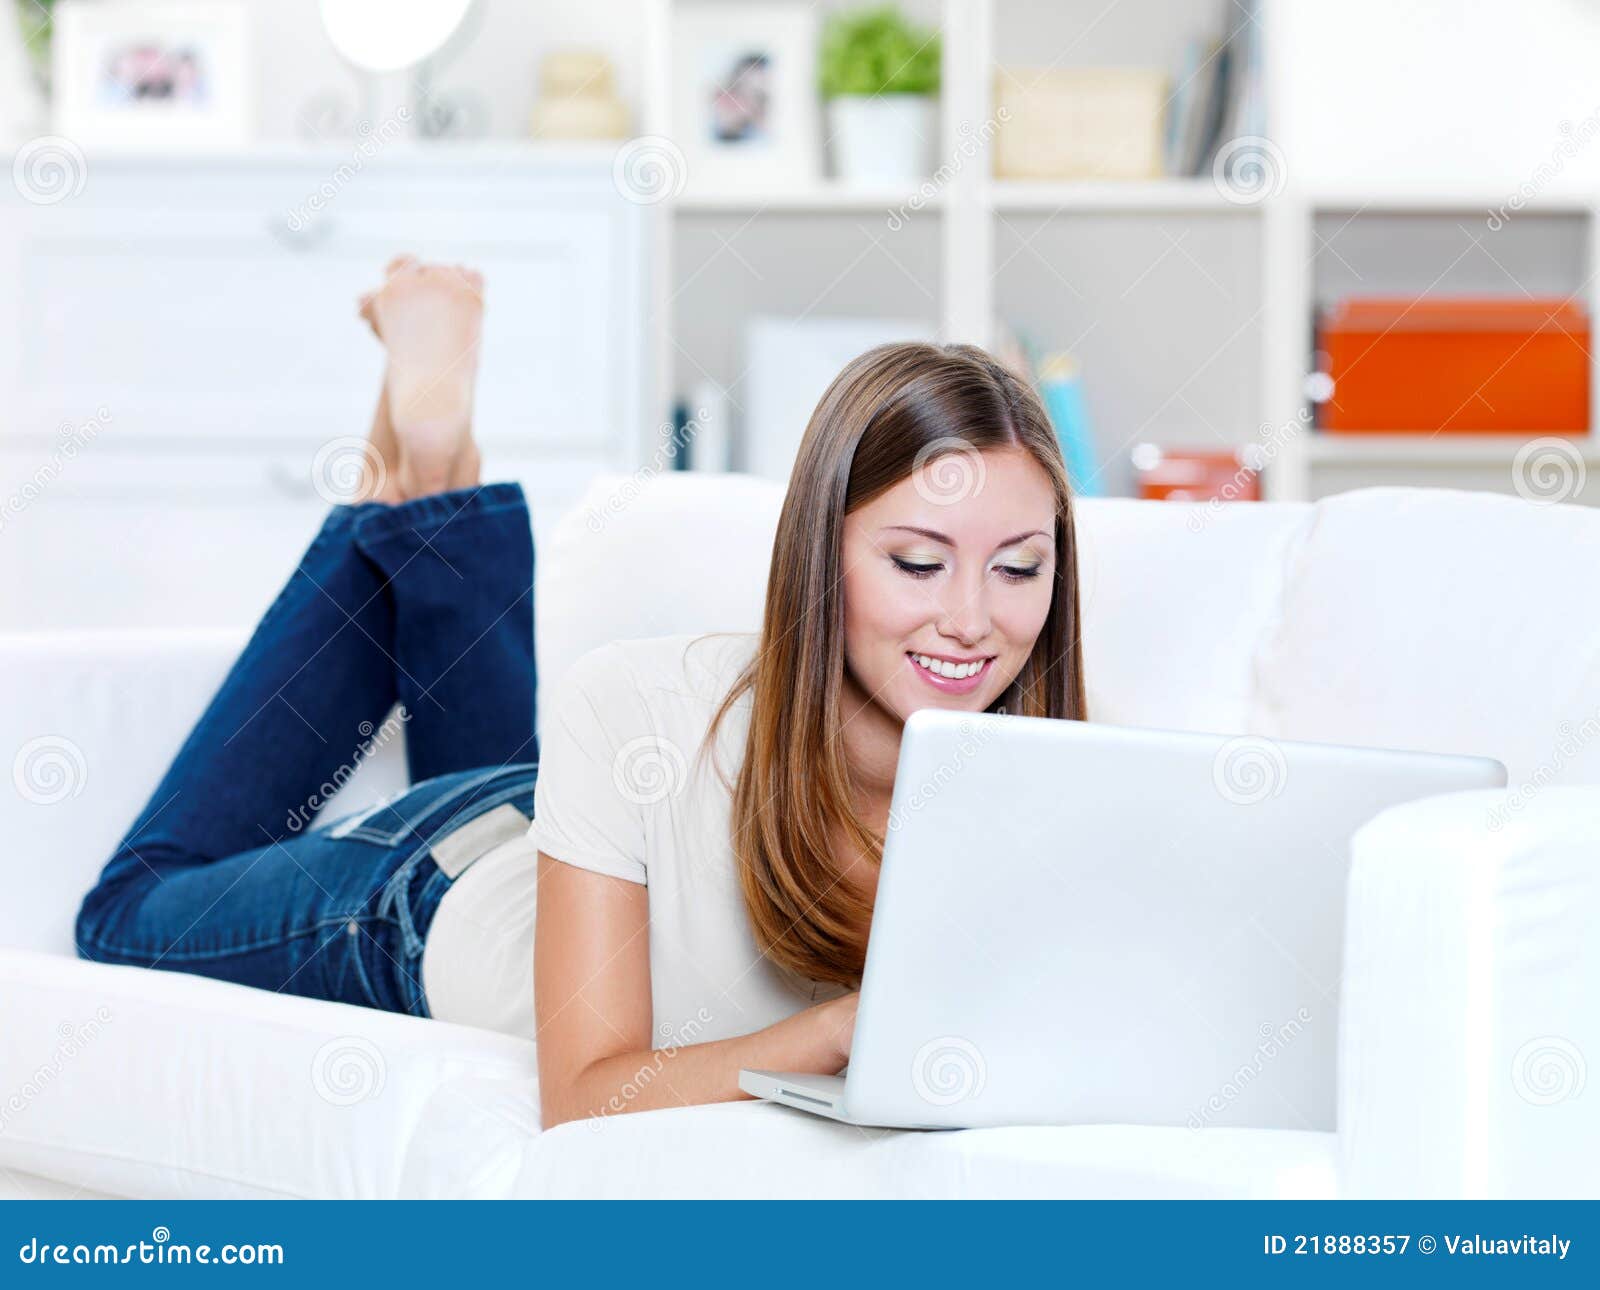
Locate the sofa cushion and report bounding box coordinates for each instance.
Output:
[1255,487,1600,784]
[514,1100,1337,1199]
[1073,498,1312,733]
[534,472,784,712]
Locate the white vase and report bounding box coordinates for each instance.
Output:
[826,94,936,185]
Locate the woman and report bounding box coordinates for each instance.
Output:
[76,258,1088,1128]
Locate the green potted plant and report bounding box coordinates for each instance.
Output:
[3,0,51,139]
[818,5,941,185]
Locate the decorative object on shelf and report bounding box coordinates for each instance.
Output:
[745,314,934,481]
[1132,444,1261,503]
[529,50,628,141]
[686,378,732,472]
[993,67,1165,180]
[2,0,49,140]
[1169,0,1266,184]
[1036,353,1101,497]
[993,322,1103,496]
[51,0,253,150]
[671,1,820,193]
[314,0,484,141]
[818,5,939,185]
[1316,297,1590,435]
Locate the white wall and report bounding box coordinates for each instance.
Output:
[1275,0,1600,190]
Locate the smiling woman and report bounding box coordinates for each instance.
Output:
[534,341,1088,1127]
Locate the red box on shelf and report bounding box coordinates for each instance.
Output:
[1317,296,1589,434]
[1132,445,1260,502]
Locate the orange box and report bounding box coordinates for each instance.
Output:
[1318,297,1589,433]
[1132,445,1260,502]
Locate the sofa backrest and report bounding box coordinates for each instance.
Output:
[1253,486,1600,789]
[8,474,1600,956]
[535,473,1308,737]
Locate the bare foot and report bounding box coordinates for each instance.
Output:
[359,256,484,500]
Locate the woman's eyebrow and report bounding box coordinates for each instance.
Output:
[880,525,1050,548]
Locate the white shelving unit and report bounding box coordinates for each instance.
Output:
[634,0,1599,505]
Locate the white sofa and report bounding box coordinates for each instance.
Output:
[1,473,1596,1199]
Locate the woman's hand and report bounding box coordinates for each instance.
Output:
[819,990,859,1069]
[536,854,865,1127]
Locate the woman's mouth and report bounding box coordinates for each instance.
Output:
[905,651,992,695]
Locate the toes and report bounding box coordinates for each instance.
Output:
[384,253,419,278]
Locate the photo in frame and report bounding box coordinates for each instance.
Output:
[671,2,821,192]
[52,0,253,150]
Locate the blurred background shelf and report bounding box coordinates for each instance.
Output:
[8,0,1600,562]
[676,184,946,212]
[1303,435,1600,464]
[986,179,1259,213]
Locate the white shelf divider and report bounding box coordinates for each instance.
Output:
[986,179,1257,213]
[675,185,946,213]
[939,0,993,346]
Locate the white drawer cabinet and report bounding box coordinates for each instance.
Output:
[0,148,650,631]
[0,443,609,631]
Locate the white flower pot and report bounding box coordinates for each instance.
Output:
[826,94,937,185]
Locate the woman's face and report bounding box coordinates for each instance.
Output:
[839,444,1059,724]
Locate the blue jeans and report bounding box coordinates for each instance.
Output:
[75,483,538,1019]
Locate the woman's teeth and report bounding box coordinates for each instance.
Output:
[912,653,985,679]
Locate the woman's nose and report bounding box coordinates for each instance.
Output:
[937,576,991,645]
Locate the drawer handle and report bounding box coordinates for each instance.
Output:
[267,213,336,252]
[266,462,318,498]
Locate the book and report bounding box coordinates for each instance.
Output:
[1037,352,1102,498]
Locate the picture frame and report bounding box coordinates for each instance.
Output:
[52,0,253,151]
[671,1,821,193]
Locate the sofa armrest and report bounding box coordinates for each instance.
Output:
[0,950,538,1199]
[1339,788,1600,1198]
[0,631,408,955]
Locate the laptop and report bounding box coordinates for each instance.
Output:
[740,710,1505,1131]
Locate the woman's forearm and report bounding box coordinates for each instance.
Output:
[543,993,854,1128]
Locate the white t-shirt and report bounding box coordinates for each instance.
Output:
[424,632,843,1041]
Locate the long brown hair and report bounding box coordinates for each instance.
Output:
[705,341,1088,987]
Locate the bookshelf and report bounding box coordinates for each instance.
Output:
[634,0,1600,506]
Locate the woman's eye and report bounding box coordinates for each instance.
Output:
[995,565,1042,583]
[891,556,941,579]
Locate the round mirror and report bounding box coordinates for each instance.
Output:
[320,0,473,72]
